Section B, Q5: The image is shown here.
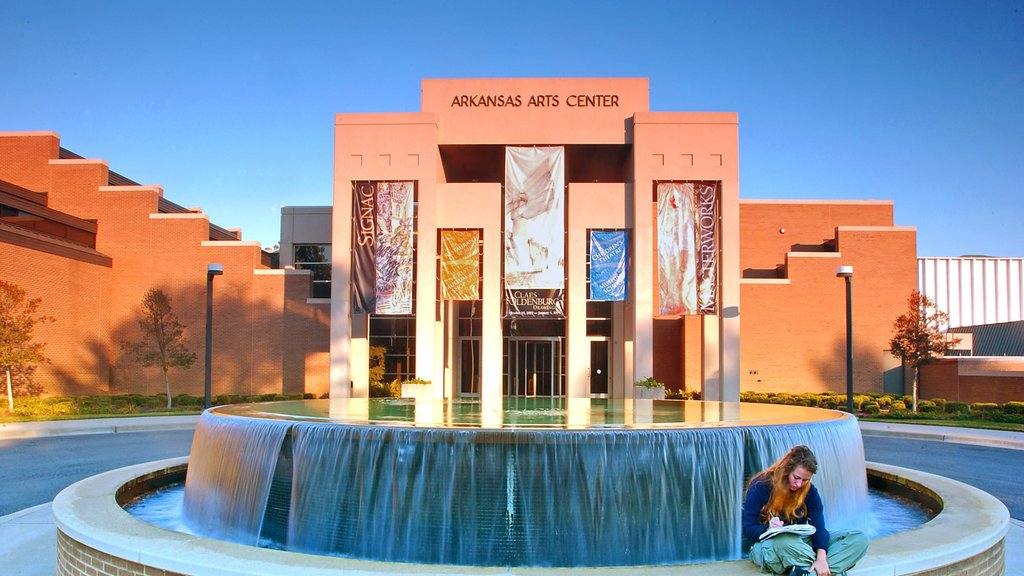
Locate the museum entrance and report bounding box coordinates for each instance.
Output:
[504,337,564,397]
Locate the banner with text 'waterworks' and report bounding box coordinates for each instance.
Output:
[589,230,628,301]
[440,229,480,301]
[656,182,718,315]
[351,181,415,315]
[504,147,565,317]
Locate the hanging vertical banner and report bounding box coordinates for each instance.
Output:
[589,230,628,301]
[656,182,718,315]
[440,229,480,300]
[374,181,414,315]
[351,181,415,315]
[504,146,565,317]
[351,181,377,314]
[694,182,719,314]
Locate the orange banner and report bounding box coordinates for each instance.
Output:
[440,230,480,300]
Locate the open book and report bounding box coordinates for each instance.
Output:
[759,523,816,541]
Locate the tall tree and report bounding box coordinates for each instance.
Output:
[0,281,53,412]
[122,289,196,409]
[888,290,955,412]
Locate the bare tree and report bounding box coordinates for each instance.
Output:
[888,290,956,412]
[0,280,53,412]
[122,289,196,409]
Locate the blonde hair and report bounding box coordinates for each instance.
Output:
[753,445,818,523]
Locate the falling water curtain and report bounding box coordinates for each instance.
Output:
[656,182,719,315]
[440,229,481,301]
[589,230,628,301]
[351,181,415,315]
[504,146,565,317]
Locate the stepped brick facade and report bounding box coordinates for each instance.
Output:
[1,131,329,399]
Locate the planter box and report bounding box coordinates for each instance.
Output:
[634,386,665,400]
[401,383,434,399]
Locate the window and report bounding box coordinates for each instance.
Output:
[294,244,331,299]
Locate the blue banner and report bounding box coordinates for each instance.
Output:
[589,230,627,301]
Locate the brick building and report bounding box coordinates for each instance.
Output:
[2,78,919,402]
[0,132,330,399]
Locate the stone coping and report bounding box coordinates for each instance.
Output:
[52,458,1008,576]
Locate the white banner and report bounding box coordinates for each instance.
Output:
[504,147,565,290]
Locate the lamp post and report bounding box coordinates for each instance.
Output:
[205,264,223,409]
[836,266,854,413]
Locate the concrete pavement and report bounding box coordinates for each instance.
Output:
[1,415,1021,575]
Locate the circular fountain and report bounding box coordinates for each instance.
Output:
[52,397,1011,575]
[180,398,873,567]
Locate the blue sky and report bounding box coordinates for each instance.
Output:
[2,1,1021,257]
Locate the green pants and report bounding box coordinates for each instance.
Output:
[749,530,868,574]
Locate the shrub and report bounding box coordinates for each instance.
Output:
[174,394,204,407]
[665,389,700,400]
[796,393,819,407]
[917,400,940,413]
[1004,401,1024,415]
[370,379,400,398]
[634,377,664,389]
[988,412,1024,424]
[891,400,906,411]
[860,401,880,415]
[876,396,893,409]
[212,394,242,406]
[945,401,970,416]
[742,392,769,404]
[853,395,872,410]
[970,403,1001,419]
[818,397,840,410]
[929,398,947,412]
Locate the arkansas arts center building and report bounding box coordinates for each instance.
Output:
[282,77,917,402]
[0,77,917,401]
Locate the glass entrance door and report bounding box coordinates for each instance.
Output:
[504,338,563,397]
[589,339,609,396]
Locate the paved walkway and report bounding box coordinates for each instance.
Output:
[1,416,1021,575]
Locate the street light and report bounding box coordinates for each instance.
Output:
[205,263,223,409]
[836,266,854,413]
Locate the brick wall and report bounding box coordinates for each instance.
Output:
[0,132,60,191]
[921,358,1024,403]
[57,531,186,576]
[2,131,330,399]
[0,242,111,395]
[55,527,1004,576]
[739,201,917,395]
[739,200,894,273]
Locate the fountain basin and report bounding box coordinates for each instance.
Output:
[53,458,1008,576]
[181,400,873,566]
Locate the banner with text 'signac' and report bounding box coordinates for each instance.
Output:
[351,181,415,315]
[504,147,565,317]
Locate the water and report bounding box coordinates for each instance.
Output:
[173,398,885,567]
[127,485,932,554]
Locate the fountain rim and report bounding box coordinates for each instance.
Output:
[53,457,1009,576]
[205,398,849,431]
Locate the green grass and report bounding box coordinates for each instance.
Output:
[0,393,316,423]
[860,415,1023,432]
[0,410,204,424]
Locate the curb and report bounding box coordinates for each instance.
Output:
[0,415,200,440]
[858,421,1024,451]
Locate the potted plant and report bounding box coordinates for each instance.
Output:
[633,376,665,400]
[400,377,433,399]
